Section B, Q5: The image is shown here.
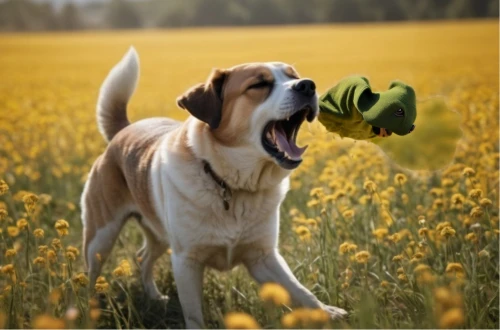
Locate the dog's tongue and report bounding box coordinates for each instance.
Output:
[274,125,307,160]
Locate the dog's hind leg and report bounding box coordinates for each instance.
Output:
[136,223,168,300]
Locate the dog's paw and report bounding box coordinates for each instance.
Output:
[322,304,348,320]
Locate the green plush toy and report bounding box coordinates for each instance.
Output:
[318,76,417,140]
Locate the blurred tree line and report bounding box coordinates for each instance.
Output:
[0,0,498,31]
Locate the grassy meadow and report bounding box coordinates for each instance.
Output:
[0,20,499,329]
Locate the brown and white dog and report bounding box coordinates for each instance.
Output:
[81,47,347,328]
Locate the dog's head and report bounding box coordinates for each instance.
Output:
[177,62,318,170]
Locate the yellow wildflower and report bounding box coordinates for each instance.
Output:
[309,187,324,198]
[339,242,357,254]
[0,208,7,221]
[22,193,38,214]
[47,250,57,263]
[306,199,320,208]
[54,219,69,237]
[95,276,110,293]
[341,282,349,289]
[113,260,132,278]
[363,180,377,193]
[388,233,401,243]
[32,314,66,329]
[259,283,290,306]
[397,273,408,282]
[7,226,19,237]
[5,249,16,258]
[72,273,89,287]
[418,227,429,236]
[51,238,62,250]
[439,308,465,329]
[224,312,260,329]
[440,227,456,238]
[38,245,48,255]
[462,167,475,177]
[295,225,311,241]
[478,250,489,259]
[33,228,44,238]
[380,280,390,288]
[16,218,28,230]
[468,189,482,200]
[1,264,15,275]
[446,263,465,278]
[413,264,431,273]
[479,198,492,208]
[342,209,355,219]
[373,228,389,239]
[451,193,465,205]
[33,257,46,266]
[464,232,477,243]
[355,250,370,264]
[0,180,9,195]
[394,173,407,185]
[392,254,405,262]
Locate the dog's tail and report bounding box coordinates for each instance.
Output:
[96,47,139,142]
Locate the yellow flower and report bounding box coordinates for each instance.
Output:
[470,206,484,219]
[363,180,377,193]
[95,276,110,293]
[439,308,465,329]
[0,180,9,195]
[0,208,7,221]
[224,312,260,329]
[464,232,477,243]
[451,193,465,205]
[418,227,429,236]
[306,199,320,208]
[66,246,80,256]
[462,167,475,177]
[413,264,431,273]
[47,250,57,263]
[394,173,407,185]
[295,225,311,241]
[440,227,456,238]
[259,283,290,306]
[22,193,38,215]
[1,264,15,275]
[392,254,405,262]
[397,273,408,282]
[33,256,46,266]
[332,190,346,200]
[5,249,17,258]
[446,263,465,278]
[342,209,355,219]
[66,252,76,261]
[436,221,451,232]
[339,242,357,254]
[16,218,28,230]
[54,219,69,237]
[309,187,324,198]
[51,238,62,250]
[478,250,489,259]
[32,314,66,329]
[306,218,318,229]
[355,250,370,264]
[38,245,48,255]
[72,273,89,287]
[479,198,492,208]
[380,280,390,288]
[373,228,389,239]
[341,282,349,289]
[387,233,401,243]
[7,226,19,237]
[468,189,482,200]
[441,178,454,187]
[33,228,44,238]
[112,260,132,278]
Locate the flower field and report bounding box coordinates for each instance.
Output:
[0,20,498,328]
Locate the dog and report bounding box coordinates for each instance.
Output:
[81,47,347,328]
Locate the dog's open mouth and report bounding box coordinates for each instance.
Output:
[372,126,392,137]
[262,107,314,170]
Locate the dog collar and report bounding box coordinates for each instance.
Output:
[203,160,232,211]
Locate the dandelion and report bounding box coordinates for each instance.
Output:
[51,238,62,250]
[479,198,492,208]
[94,276,110,293]
[392,254,405,262]
[22,193,38,215]
[112,260,132,278]
[259,283,290,306]
[33,257,46,266]
[468,189,483,200]
[373,228,389,239]
[440,226,456,238]
[33,228,44,238]
[16,218,28,230]
[0,208,7,221]
[0,180,9,195]
[394,173,407,185]
[446,263,465,278]
[355,250,370,264]
[72,273,89,287]
[342,209,355,219]
[462,167,475,177]
[224,312,260,329]
[7,226,19,237]
[54,219,69,237]
[295,225,311,241]
[32,314,66,329]
[439,308,465,329]
[5,249,17,258]
[363,180,377,193]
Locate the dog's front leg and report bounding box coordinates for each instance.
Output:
[171,254,205,329]
[246,249,347,320]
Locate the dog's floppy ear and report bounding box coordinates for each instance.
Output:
[177,69,227,130]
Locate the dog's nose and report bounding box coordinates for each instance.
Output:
[292,79,316,97]
[409,124,415,133]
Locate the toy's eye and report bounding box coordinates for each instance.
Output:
[394,108,405,117]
